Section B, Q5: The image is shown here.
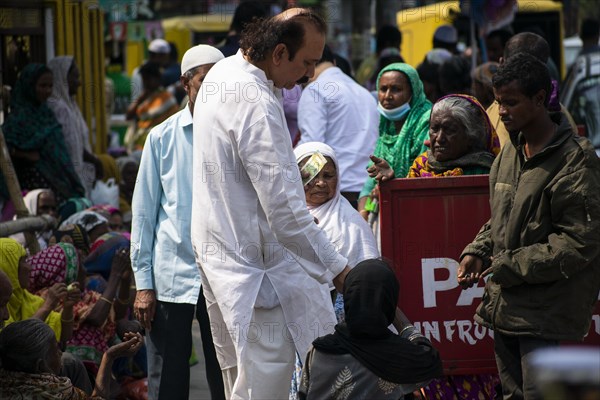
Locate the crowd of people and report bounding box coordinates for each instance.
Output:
[0,2,599,400]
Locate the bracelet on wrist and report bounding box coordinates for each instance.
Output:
[61,316,74,323]
[399,324,415,337]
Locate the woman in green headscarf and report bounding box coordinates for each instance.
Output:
[358,63,432,220]
[0,63,84,204]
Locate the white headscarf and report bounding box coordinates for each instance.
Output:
[11,189,53,250]
[294,142,379,268]
[23,189,51,216]
[47,56,91,189]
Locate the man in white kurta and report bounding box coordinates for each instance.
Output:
[191,8,349,400]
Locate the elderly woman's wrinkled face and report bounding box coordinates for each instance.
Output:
[300,156,337,207]
[35,71,53,103]
[429,108,470,162]
[37,191,57,218]
[378,71,412,109]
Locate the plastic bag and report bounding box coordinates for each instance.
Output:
[89,178,119,208]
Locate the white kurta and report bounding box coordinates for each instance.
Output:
[191,52,348,369]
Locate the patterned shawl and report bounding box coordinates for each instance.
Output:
[1,63,84,200]
[28,243,79,293]
[372,63,432,178]
[0,238,62,339]
[0,369,90,400]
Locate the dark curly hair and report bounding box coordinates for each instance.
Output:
[504,32,549,62]
[239,8,326,62]
[492,52,551,107]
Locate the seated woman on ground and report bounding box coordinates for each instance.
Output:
[48,223,91,259]
[0,318,142,399]
[0,238,79,344]
[294,142,380,289]
[10,188,58,250]
[27,243,132,377]
[370,94,499,180]
[298,259,442,399]
[0,63,84,204]
[0,238,93,393]
[88,204,126,234]
[61,210,110,244]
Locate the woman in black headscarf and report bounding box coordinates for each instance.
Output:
[298,259,442,399]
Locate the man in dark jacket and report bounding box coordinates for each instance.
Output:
[457,52,600,399]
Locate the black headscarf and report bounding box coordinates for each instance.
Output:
[313,259,443,384]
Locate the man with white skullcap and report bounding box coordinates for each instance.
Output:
[130,44,225,400]
[131,38,172,99]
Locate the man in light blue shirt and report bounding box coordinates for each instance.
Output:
[130,44,225,400]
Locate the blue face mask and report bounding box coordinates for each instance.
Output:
[377,100,411,121]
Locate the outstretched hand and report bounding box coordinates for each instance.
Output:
[367,155,395,182]
[106,332,143,359]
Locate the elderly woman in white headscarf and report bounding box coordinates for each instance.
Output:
[294,142,379,305]
[291,142,380,398]
[47,56,103,194]
[10,189,58,250]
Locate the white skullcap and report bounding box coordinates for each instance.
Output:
[181,45,224,75]
[148,38,170,54]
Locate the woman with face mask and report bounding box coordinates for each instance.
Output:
[357,63,432,221]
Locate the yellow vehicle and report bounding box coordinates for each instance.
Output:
[125,14,231,76]
[397,0,566,78]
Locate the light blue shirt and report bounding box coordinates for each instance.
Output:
[130,106,201,304]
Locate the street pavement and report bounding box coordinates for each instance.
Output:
[189,320,211,399]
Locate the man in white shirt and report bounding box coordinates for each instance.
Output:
[298,45,379,208]
[130,45,225,400]
[191,8,350,399]
[130,38,171,101]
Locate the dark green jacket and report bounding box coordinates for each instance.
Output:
[462,116,600,341]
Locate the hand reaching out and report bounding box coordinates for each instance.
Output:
[367,155,395,182]
[111,248,131,278]
[106,332,143,360]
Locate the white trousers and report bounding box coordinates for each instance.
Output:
[203,280,295,399]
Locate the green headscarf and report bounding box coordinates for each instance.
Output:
[1,63,84,201]
[373,63,432,178]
